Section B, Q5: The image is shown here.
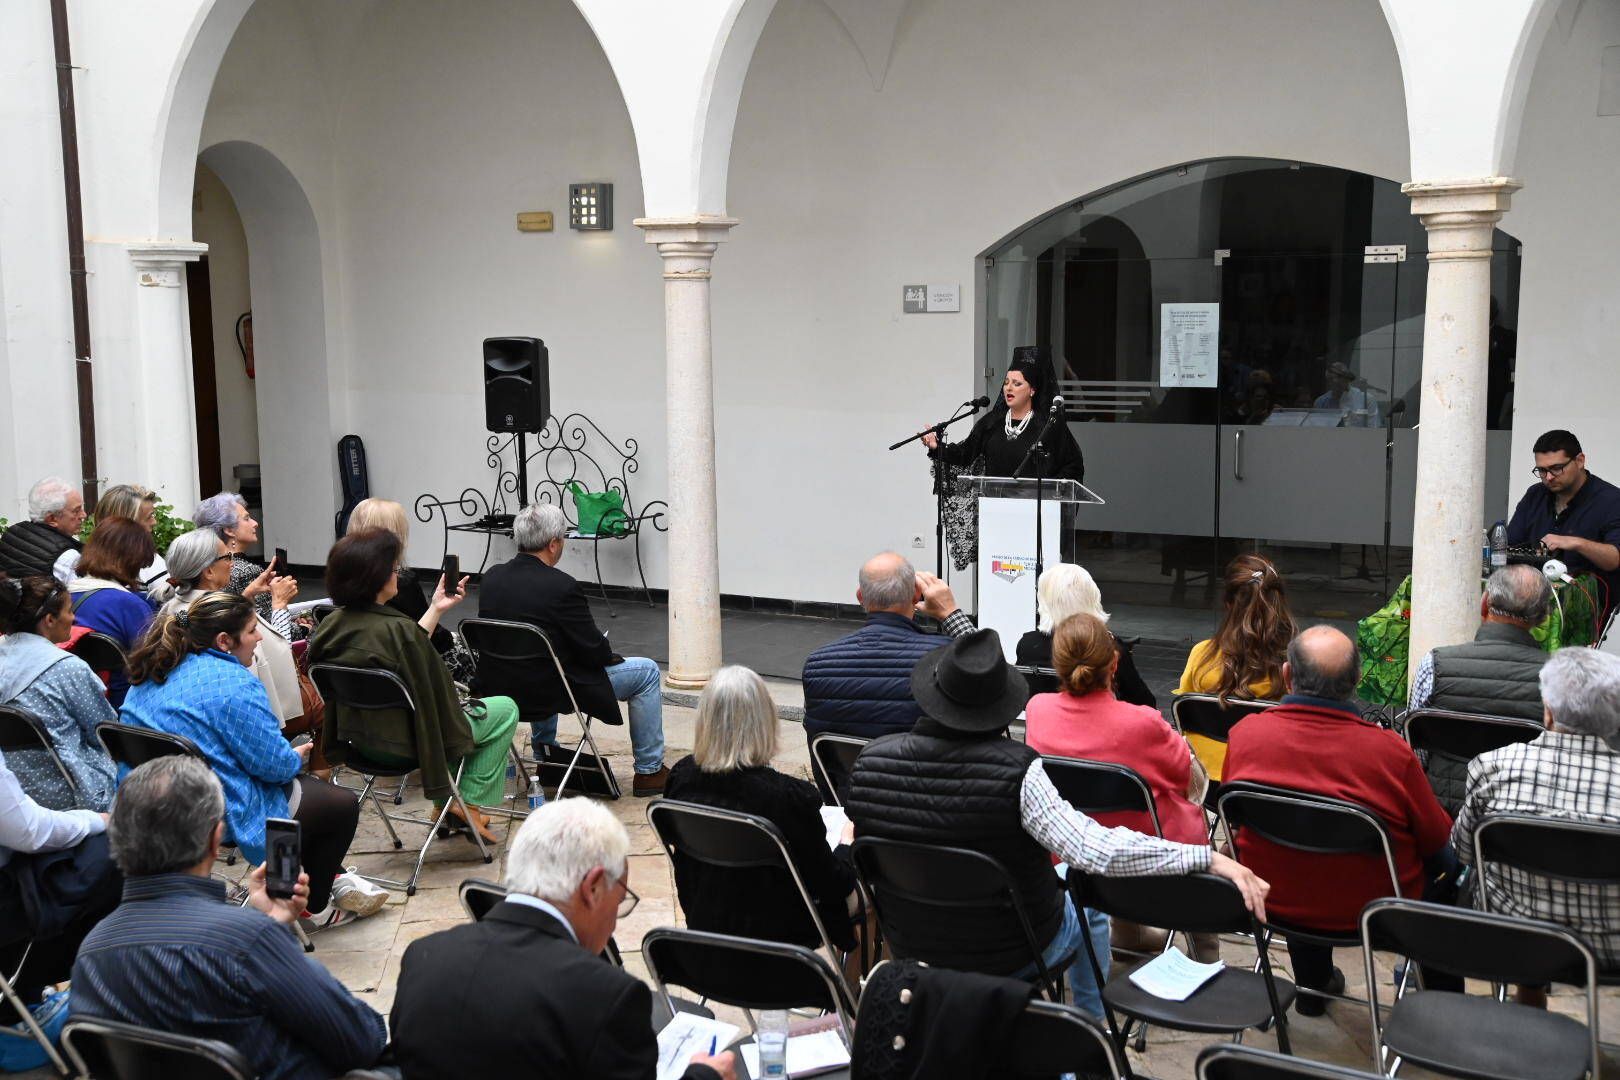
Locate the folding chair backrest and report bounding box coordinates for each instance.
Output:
[1361,898,1594,989]
[458,878,508,921]
[1015,665,1060,697]
[307,664,415,713]
[1070,870,1255,936]
[0,703,83,806]
[1009,999,1126,1079]
[71,631,128,678]
[1172,694,1276,743]
[808,733,869,807]
[1402,708,1543,760]
[1217,782,1394,861]
[1041,755,1162,837]
[1474,813,1620,888]
[62,1017,254,1080]
[642,927,855,1024]
[94,720,204,769]
[458,617,558,665]
[1197,1043,1384,1079]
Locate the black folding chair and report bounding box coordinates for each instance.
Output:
[1217,781,1401,1013]
[1016,664,1061,697]
[309,663,492,895]
[1198,1043,1384,1079]
[642,927,857,1042]
[851,836,1072,1002]
[455,876,634,971]
[808,733,869,808]
[0,703,84,810]
[1171,694,1278,817]
[61,1016,253,1080]
[93,719,203,769]
[1071,869,1295,1056]
[1472,813,1620,984]
[0,947,71,1077]
[1009,997,1129,1079]
[1361,899,1598,1080]
[647,799,862,982]
[458,617,621,799]
[1042,755,1163,838]
[1401,708,1543,816]
[69,631,127,681]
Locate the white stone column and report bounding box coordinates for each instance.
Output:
[1402,178,1519,676]
[126,241,207,515]
[636,217,738,689]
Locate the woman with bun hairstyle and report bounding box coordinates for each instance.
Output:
[0,574,117,810]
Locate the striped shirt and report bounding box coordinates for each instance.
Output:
[72,874,386,1080]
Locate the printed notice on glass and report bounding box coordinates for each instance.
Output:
[1159,303,1220,388]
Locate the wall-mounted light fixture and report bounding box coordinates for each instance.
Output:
[569,182,613,231]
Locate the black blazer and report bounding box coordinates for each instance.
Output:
[390,901,720,1080]
[473,554,619,722]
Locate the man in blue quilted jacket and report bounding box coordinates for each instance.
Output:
[801,552,974,798]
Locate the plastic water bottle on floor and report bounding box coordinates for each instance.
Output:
[527,776,546,812]
[757,1009,789,1077]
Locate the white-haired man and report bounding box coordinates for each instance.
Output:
[1453,647,1620,1005]
[390,799,735,1079]
[0,477,86,583]
[476,503,669,795]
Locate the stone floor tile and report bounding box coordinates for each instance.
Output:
[309,904,403,954]
[399,886,469,924]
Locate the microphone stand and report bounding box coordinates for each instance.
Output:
[890,398,987,577]
[1014,401,1063,627]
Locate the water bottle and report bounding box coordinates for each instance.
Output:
[756,1009,789,1078]
[526,776,546,812]
[1490,521,1508,568]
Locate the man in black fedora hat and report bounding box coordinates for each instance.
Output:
[845,628,1268,1017]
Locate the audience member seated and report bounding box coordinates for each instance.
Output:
[156,529,304,732]
[390,798,735,1080]
[801,551,972,753]
[72,757,388,1080]
[59,484,169,593]
[346,498,454,655]
[1176,553,1295,780]
[0,746,118,1063]
[666,665,860,966]
[1223,625,1455,1012]
[0,477,85,584]
[475,504,669,796]
[1453,647,1620,1004]
[67,518,158,707]
[845,629,1268,1018]
[308,528,519,845]
[0,574,116,811]
[194,491,298,638]
[1409,563,1551,717]
[120,593,381,920]
[1017,564,1154,707]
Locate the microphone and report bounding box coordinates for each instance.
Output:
[1048,395,1065,417]
[969,396,992,408]
[1544,558,1573,584]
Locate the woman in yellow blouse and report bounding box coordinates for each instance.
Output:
[1176,553,1295,779]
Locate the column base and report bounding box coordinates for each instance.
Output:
[663,670,712,691]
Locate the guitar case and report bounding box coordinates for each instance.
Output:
[334,434,370,538]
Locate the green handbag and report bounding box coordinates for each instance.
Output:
[569,482,631,537]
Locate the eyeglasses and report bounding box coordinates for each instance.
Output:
[613,877,640,920]
[211,553,234,565]
[1532,460,1577,479]
[29,581,66,625]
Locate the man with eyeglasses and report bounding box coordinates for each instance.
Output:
[389,798,736,1080]
[1506,429,1620,621]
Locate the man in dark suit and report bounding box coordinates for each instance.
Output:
[476,503,669,795]
[390,799,735,1080]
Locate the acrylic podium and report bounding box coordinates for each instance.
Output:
[954,475,1105,661]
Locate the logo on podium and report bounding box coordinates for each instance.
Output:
[990,556,1030,583]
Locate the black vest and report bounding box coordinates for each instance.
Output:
[0,520,79,580]
[1429,622,1548,722]
[845,725,1063,976]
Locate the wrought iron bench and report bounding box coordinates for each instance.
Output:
[415,413,668,615]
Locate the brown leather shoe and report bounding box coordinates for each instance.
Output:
[632,765,669,797]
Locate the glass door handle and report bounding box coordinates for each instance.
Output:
[1233,429,1244,481]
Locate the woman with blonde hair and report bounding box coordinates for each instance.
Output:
[1176,552,1296,779]
[346,498,451,653]
[665,665,860,960]
[1015,563,1153,706]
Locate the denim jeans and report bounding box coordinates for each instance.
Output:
[1015,893,1111,1018]
[528,656,666,774]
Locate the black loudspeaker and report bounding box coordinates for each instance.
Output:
[483,337,549,433]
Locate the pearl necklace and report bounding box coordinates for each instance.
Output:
[1004,409,1033,439]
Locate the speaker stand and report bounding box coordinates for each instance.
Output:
[516,430,529,509]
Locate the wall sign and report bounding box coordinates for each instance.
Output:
[903,283,961,314]
[1159,302,1219,387]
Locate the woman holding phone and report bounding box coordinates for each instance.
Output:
[345,498,456,656]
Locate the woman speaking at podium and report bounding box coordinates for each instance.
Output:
[921,357,1084,482]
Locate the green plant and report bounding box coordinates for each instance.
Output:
[78,501,193,557]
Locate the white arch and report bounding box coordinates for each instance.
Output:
[155,0,256,236]
[196,140,336,557]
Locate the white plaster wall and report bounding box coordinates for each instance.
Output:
[1505,0,1620,514]
[192,164,260,486]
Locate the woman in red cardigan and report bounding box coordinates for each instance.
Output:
[1026,613,1215,959]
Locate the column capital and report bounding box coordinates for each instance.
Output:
[127,241,208,287]
[1402,178,1520,260]
[634,216,739,249]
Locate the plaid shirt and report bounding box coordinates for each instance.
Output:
[1021,760,1211,876]
[1452,730,1620,965]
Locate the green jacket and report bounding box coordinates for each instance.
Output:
[307,603,474,801]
